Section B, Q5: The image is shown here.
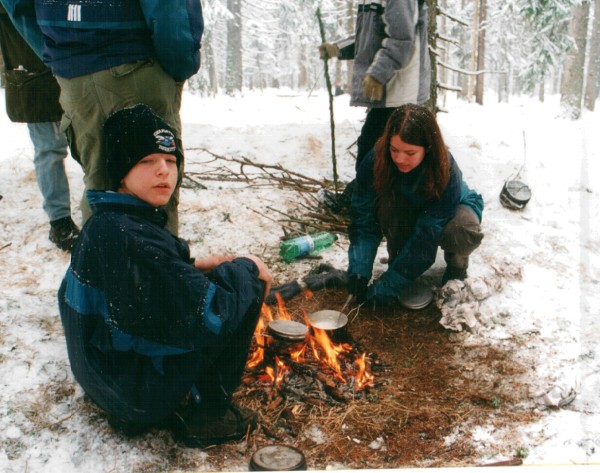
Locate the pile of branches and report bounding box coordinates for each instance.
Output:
[184,148,350,236]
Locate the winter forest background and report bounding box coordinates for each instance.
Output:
[189,0,599,119]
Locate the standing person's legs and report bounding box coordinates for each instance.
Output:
[355,107,395,169]
[26,121,71,222]
[335,107,395,212]
[57,59,184,234]
[439,205,484,283]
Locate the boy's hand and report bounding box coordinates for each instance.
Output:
[243,255,273,300]
[194,254,234,273]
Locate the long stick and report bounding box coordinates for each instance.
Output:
[316,8,339,194]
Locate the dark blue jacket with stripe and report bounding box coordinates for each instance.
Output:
[0,0,203,81]
[58,191,264,424]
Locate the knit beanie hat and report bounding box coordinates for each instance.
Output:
[104,104,183,190]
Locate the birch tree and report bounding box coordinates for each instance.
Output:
[584,0,600,110]
[560,0,590,118]
[225,0,243,95]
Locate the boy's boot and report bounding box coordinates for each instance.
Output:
[170,399,257,448]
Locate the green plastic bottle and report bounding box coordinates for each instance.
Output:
[278,231,337,262]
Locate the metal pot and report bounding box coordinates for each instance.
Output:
[249,445,307,471]
[500,179,531,210]
[266,320,309,355]
[307,309,348,341]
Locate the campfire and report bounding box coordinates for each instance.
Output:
[244,292,375,403]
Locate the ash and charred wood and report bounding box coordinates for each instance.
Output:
[286,360,349,404]
[282,386,332,408]
[287,360,336,388]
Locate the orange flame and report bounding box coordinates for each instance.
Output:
[275,293,291,320]
[273,356,289,389]
[262,365,275,383]
[261,303,274,322]
[247,307,270,368]
[355,352,375,390]
[290,344,306,363]
[311,327,350,382]
[247,299,376,394]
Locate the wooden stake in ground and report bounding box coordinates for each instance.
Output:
[316,8,339,194]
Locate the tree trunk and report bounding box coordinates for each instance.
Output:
[560,0,590,119]
[468,0,479,100]
[425,0,439,112]
[584,0,600,110]
[345,0,355,94]
[475,0,486,105]
[204,32,218,96]
[225,0,243,95]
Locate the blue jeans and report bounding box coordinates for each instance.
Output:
[27,122,71,222]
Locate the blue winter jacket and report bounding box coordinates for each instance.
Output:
[0,0,203,81]
[58,191,264,423]
[348,150,483,303]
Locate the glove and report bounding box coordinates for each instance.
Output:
[265,281,302,305]
[363,74,383,101]
[347,274,369,303]
[304,264,348,291]
[319,42,340,60]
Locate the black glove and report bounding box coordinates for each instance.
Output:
[304,264,348,291]
[347,274,369,303]
[265,281,302,305]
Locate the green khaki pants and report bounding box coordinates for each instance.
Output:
[57,59,184,234]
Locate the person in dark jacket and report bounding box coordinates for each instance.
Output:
[0,0,204,235]
[347,104,484,306]
[58,105,272,447]
[319,0,431,210]
[0,5,78,250]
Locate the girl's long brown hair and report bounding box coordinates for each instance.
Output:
[373,104,450,200]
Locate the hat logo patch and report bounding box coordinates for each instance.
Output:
[154,129,177,153]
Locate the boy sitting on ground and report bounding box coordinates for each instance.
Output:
[58,104,272,447]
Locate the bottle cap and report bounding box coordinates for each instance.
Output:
[249,445,307,471]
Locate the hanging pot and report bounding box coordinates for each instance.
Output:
[500,180,531,210]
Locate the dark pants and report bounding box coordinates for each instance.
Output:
[191,297,263,408]
[340,108,395,208]
[356,107,395,169]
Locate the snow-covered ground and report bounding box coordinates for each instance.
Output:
[0,87,599,472]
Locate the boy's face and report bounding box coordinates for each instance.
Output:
[118,153,178,206]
